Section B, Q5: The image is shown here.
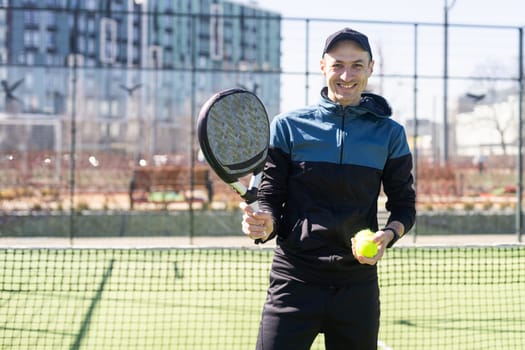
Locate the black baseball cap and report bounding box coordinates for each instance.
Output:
[322,28,373,59]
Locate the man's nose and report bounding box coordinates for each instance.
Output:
[340,67,353,81]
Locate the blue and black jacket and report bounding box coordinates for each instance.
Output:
[258,87,416,286]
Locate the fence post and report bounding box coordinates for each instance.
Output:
[68,1,80,245]
[412,23,419,243]
[516,27,524,243]
[189,13,197,244]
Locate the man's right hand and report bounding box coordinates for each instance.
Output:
[239,202,273,242]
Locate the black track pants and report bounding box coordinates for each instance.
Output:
[255,272,380,350]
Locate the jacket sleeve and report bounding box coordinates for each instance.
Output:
[382,128,416,233]
[256,148,290,242]
[256,117,291,242]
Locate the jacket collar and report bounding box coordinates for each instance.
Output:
[319,87,392,118]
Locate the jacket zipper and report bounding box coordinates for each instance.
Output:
[339,108,345,164]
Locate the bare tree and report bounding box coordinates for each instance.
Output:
[462,60,518,156]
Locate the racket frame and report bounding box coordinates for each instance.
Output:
[197,88,269,209]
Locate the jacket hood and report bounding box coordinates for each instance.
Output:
[319,87,393,118]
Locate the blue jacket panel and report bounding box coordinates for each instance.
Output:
[258,88,416,286]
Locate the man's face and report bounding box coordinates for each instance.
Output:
[320,40,374,106]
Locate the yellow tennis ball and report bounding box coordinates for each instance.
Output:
[355,229,378,258]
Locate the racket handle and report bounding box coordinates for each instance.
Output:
[248,200,259,211]
[246,200,264,245]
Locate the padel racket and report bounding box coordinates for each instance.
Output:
[197,88,270,242]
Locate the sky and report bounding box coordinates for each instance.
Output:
[231,0,525,123]
[244,0,525,27]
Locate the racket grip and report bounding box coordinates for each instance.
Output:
[247,201,264,244]
[248,200,259,211]
[242,176,263,244]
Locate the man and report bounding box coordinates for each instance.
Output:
[241,28,416,350]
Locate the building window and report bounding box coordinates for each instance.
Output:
[86,57,96,67]
[87,18,95,32]
[87,38,95,55]
[23,0,37,6]
[25,73,33,89]
[24,30,39,48]
[77,14,85,31]
[44,11,56,27]
[100,100,109,115]
[24,10,39,26]
[85,98,95,115]
[45,31,56,48]
[46,54,56,65]
[86,0,97,10]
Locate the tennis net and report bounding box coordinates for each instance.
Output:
[1,246,524,350]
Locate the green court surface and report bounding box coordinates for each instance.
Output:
[1,246,524,350]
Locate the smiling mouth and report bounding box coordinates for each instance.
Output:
[337,82,356,89]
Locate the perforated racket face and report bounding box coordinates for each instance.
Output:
[198,88,270,184]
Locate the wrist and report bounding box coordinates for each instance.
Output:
[382,227,400,248]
